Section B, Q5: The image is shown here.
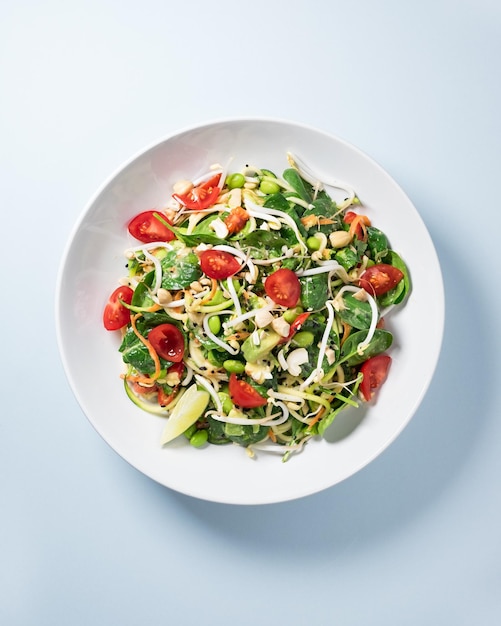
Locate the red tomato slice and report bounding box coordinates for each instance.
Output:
[359,263,404,297]
[280,312,311,343]
[343,211,370,240]
[199,250,242,279]
[128,211,175,243]
[157,386,176,407]
[103,286,133,330]
[264,268,301,308]
[173,174,221,210]
[359,354,392,401]
[148,324,185,362]
[131,382,157,395]
[343,211,358,224]
[228,373,268,409]
[166,362,185,384]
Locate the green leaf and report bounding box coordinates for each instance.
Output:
[301,196,339,219]
[160,250,202,290]
[223,422,269,446]
[131,271,156,309]
[378,251,411,307]
[240,230,288,255]
[152,212,226,247]
[335,246,359,271]
[337,294,373,330]
[262,192,290,211]
[282,168,313,203]
[367,227,389,264]
[340,329,393,366]
[119,327,171,374]
[299,273,329,311]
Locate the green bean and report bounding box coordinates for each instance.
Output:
[292,330,315,348]
[208,315,221,335]
[223,359,245,374]
[226,173,245,189]
[190,429,208,448]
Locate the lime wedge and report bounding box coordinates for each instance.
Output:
[160,384,210,445]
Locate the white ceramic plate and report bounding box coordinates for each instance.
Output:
[56,118,444,504]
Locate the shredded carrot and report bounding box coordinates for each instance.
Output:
[307,406,326,429]
[300,215,318,228]
[226,331,250,341]
[349,214,371,241]
[144,303,162,312]
[268,428,277,443]
[171,290,185,314]
[198,278,218,305]
[125,313,161,385]
[340,321,351,346]
[318,217,334,225]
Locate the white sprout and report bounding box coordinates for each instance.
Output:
[286,152,356,210]
[202,311,240,355]
[194,374,223,413]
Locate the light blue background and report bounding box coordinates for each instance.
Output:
[2,1,500,624]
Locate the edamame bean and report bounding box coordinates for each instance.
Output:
[292,330,315,348]
[208,315,221,335]
[220,395,234,414]
[223,359,246,374]
[283,307,304,324]
[184,423,197,439]
[226,173,245,189]
[259,179,280,195]
[306,236,321,251]
[190,429,208,448]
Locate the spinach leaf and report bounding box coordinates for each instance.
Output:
[160,250,202,290]
[367,227,389,264]
[340,329,393,366]
[301,195,339,219]
[191,214,222,236]
[152,212,227,247]
[206,417,230,445]
[131,271,156,309]
[240,230,288,255]
[282,168,313,203]
[335,246,359,271]
[223,422,269,446]
[299,273,329,311]
[262,193,290,211]
[378,251,411,307]
[119,327,171,374]
[337,294,373,330]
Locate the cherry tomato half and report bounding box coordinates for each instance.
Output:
[359,354,392,401]
[173,174,221,210]
[128,210,175,243]
[264,268,301,308]
[343,211,371,240]
[228,373,268,409]
[157,386,175,407]
[148,324,185,362]
[103,286,133,331]
[359,263,404,297]
[199,249,242,280]
[280,312,311,343]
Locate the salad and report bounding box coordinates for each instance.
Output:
[103,153,410,461]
